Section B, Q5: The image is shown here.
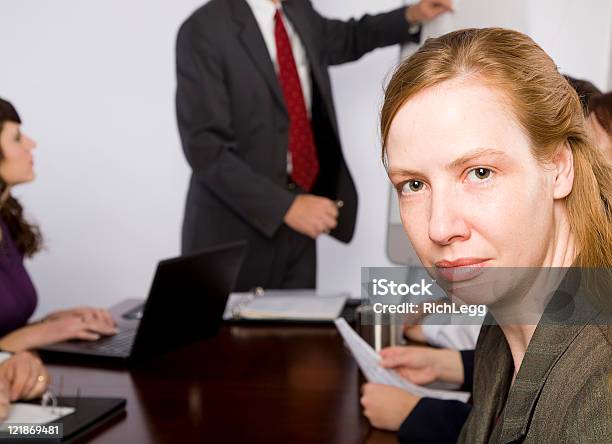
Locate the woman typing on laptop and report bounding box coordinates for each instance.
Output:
[0,98,117,353]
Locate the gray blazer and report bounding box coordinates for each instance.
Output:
[459,296,612,443]
[176,0,419,288]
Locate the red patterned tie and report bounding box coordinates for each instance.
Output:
[274,9,319,191]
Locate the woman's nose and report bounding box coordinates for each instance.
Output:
[23,134,37,150]
[428,188,471,246]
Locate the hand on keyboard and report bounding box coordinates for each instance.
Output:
[44,307,116,329]
[0,314,119,352]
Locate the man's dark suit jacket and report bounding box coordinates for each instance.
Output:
[176,0,419,289]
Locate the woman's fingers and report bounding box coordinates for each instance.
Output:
[74,315,117,337]
[0,378,10,421]
[403,324,427,343]
[379,346,418,368]
[8,356,35,401]
[24,366,49,400]
[78,308,98,325]
[9,366,28,401]
[20,358,40,401]
[45,307,116,331]
[74,330,101,341]
[379,346,405,358]
[85,318,118,336]
[70,307,117,329]
[380,346,435,372]
[50,316,116,343]
[98,308,116,328]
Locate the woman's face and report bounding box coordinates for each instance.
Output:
[0,121,36,186]
[386,79,573,296]
[587,114,612,165]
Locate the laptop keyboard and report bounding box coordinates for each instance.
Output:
[81,328,137,355]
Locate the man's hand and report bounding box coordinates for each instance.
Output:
[379,346,464,386]
[0,377,9,421]
[406,0,453,24]
[360,383,420,431]
[0,352,49,401]
[284,194,339,239]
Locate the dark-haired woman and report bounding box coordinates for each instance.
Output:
[0,98,117,353]
[566,76,612,163]
[587,92,612,163]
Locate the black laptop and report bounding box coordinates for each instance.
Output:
[38,241,246,362]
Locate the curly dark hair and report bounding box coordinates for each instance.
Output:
[564,76,612,135]
[0,98,42,257]
[590,92,612,135]
[564,75,602,115]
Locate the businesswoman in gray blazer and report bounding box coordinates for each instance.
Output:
[360,28,612,442]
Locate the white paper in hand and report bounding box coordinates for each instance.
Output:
[334,318,469,402]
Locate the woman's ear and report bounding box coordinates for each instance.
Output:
[552,141,574,200]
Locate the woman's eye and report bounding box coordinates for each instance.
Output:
[401,180,424,194]
[467,167,492,182]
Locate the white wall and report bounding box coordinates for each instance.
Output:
[0,1,199,316]
[528,0,612,91]
[1,1,610,316]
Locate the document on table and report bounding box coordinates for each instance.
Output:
[223,290,348,321]
[0,404,75,431]
[334,318,470,402]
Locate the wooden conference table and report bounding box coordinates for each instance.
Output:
[46,322,398,444]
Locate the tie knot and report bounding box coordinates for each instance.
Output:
[274,9,283,23]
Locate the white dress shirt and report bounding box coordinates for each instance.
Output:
[245,0,312,116]
[422,323,482,350]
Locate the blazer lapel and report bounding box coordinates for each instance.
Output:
[498,276,599,443]
[282,0,335,117]
[229,0,287,113]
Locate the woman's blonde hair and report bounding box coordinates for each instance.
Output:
[381,28,612,267]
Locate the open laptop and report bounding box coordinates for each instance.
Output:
[38,241,246,362]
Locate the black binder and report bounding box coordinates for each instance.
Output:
[0,396,126,443]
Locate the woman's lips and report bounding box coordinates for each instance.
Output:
[434,258,491,282]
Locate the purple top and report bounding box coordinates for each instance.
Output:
[0,218,37,337]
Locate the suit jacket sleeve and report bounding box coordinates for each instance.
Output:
[398,398,472,444]
[397,351,474,443]
[459,349,475,392]
[306,3,421,66]
[176,20,295,239]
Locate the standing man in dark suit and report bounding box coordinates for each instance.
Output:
[176,0,452,291]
